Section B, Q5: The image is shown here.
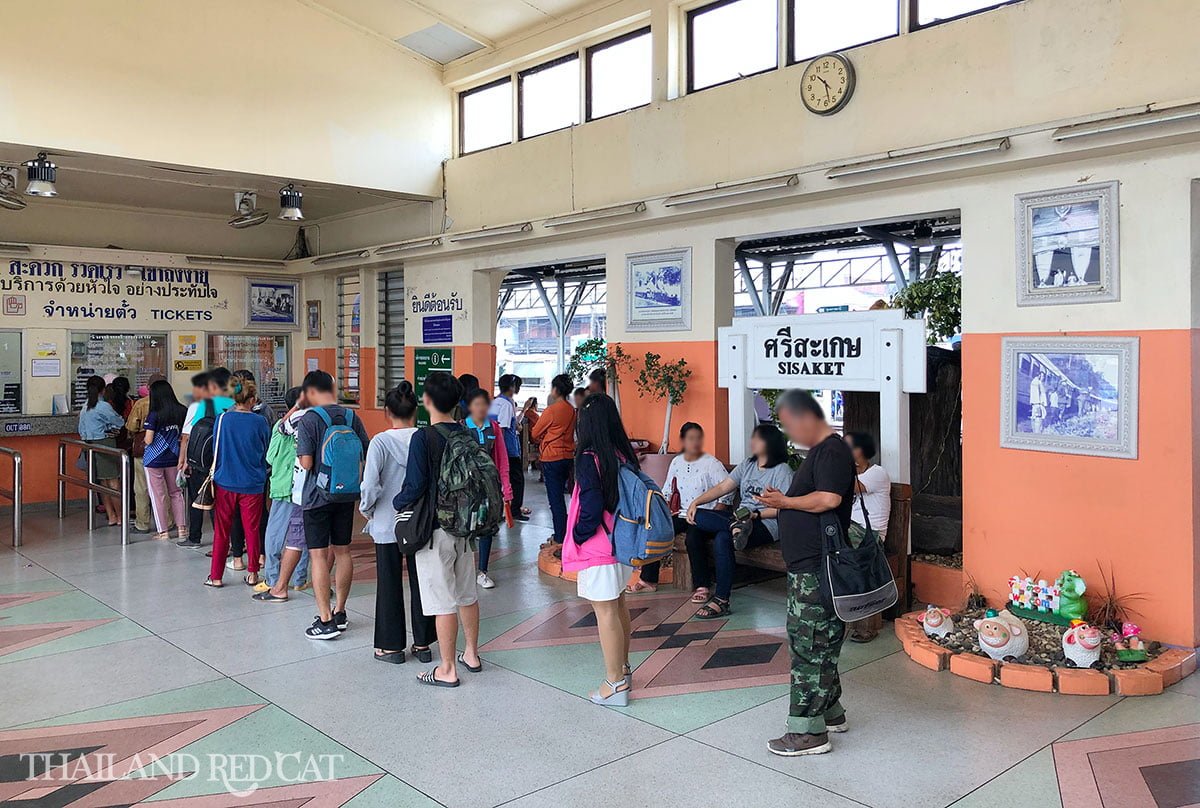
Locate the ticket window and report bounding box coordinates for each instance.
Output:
[0,331,21,414]
[69,332,168,410]
[206,334,289,408]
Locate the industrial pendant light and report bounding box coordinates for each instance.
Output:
[24,152,58,197]
[0,169,26,211]
[228,191,268,229]
[278,183,303,221]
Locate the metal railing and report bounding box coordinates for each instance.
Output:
[57,438,131,546]
[0,446,21,548]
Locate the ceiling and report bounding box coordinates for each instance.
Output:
[311,0,601,60]
[0,143,422,222]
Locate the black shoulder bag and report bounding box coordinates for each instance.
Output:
[393,426,443,556]
[819,465,898,622]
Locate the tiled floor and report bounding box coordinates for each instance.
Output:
[0,481,1196,807]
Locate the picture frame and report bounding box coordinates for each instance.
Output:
[305,299,321,340]
[245,278,299,329]
[1015,180,1119,307]
[626,248,691,332]
[999,336,1138,459]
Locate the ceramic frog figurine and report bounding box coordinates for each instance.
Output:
[1055,570,1088,621]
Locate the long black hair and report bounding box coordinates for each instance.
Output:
[105,382,128,417]
[84,375,106,410]
[148,380,187,431]
[753,423,789,468]
[575,393,638,513]
[384,381,418,420]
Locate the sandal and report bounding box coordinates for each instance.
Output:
[695,598,731,620]
[243,573,260,587]
[625,580,657,594]
[457,652,482,673]
[252,590,288,603]
[203,578,223,588]
[410,645,433,664]
[416,669,459,688]
[690,587,711,604]
[375,650,406,664]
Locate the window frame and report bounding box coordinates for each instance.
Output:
[335,272,362,407]
[68,331,169,412]
[685,0,780,95]
[784,0,901,66]
[584,25,653,122]
[517,51,582,141]
[0,329,22,415]
[376,268,406,407]
[205,333,290,409]
[907,0,1022,31]
[458,75,515,156]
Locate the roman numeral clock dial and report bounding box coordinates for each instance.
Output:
[801,53,855,116]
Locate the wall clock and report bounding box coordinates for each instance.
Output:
[800,53,855,115]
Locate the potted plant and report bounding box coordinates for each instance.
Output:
[565,338,632,408]
[636,351,691,454]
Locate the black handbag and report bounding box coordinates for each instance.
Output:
[393,427,439,556]
[819,469,898,622]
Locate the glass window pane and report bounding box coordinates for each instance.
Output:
[0,331,21,413]
[791,0,898,63]
[337,273,361,405]
[689,0,778,92]
[206,334,289,408]
[917,0,1008,25]
[588,29,651,120]
[70,333,167,410]
[460,79,512,154]
[520,56,580,138]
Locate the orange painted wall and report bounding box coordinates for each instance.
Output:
[615,341,729,463]
[962,331,1199,648]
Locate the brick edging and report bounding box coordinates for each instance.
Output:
[895,612,1196,696]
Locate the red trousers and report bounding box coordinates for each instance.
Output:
[211,485,264,581]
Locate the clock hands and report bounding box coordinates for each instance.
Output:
[815,74,832,100]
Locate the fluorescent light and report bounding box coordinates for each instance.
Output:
[1052,103,1200,141]
[375,237,443,256]
[312,249,370,266]
[664,175,798,207]
[0,242,30,253]
[545,202,647,227]
[448,222,533,243]
[185,255,287,269]
[826,137,1010,179]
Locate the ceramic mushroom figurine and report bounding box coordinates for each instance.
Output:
[1121,622,1144,650]
[1061,622,1103,668]
[973,609,1029,662]
[918,605,954,639]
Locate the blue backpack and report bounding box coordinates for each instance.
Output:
[608,462,676,568]
[313,407,363,501]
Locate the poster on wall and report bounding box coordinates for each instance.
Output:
[422,314,453,343]
[174,333,201,371]
[413,347,453,427]
[1015,180,1119,306]
[626,248,691,332]
[306,300,321,340]
[246,278,299,328]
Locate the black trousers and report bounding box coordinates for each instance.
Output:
[375,542,436,650]
[508,455,526,513]
[186,470,208,543]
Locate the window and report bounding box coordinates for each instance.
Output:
[459,77,513,154]
[586,28,652,120]
[377,269,406,404]
[687,0,778,93]
[789,0,898,63]
[207,334,289,408]
[0,331,21,414]
[69,333,167,411]
[337,273,361,405]
[913,0,1015,27]
[519,54,581,139]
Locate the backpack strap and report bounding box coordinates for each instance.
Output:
[314,406,333,428]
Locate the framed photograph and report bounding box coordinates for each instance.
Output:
[1000,336,1138,459]
[305,300,321,340]
[1015,180,1119,306]
[246,278,298,328]
[626,248,691,332]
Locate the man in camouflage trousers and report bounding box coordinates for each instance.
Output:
[753,390,856,756]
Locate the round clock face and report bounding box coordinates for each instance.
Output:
[801,53,855,115]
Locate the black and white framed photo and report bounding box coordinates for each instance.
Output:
[1000,336,1138,459]
[625,248,691,332]
[1015,180,1119,306]
[246,278,299,328]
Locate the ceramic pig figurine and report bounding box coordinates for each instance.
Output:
[918,606,954,639]
[973,609,1029,662]
[1062,623,1103,668]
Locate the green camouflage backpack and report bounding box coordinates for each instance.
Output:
[431,423,503,540]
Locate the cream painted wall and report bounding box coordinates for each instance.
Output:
[1,0,451,196]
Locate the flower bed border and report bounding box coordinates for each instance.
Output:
[895,611,1196,696]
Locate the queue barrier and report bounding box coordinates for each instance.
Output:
[0,446,21,548]
[57,438,131,546]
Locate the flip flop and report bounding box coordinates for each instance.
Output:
[416,669,460,688]
[457,652,482,673]
[625,581,657,594]
[243,574,261,587]
[375,650,406,664]
[252,590,288,603]
[203,578,223,588]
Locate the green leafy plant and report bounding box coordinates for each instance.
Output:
[1086,562,1147,632]
[891,272,961,345]
[636,352,691,454]
[565,338,633,408]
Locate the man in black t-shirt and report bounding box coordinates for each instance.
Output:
[753,389,855,758]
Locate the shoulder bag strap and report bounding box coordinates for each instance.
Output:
[854,461,876,539]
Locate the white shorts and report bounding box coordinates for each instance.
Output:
[577,563,634,602]
[413,528,478,615]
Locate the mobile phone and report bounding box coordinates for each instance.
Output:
[732,506,752,522]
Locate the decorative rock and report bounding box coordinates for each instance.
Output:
[1056,668,1111,696]
[974,609,1029,662]
[950,653,997,684]
[1109,668,1163,696]
[918,605,955,639]
[1061,623,1103,668]
[1000,662,1054,692]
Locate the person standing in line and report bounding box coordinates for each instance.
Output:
[573,388,587,409]
[531,374,576,549]
[843,431,891,644]
[565,393,634,707]
[586,368,606,397]
[228,369,272,572]
[489,374,528,521]
[204,378,271,588]
[359,382,436,663]
[252,386,311,601]
[78,375,127,527]
[462,388,512,589]
[177,372,211,547]
[456,373,480,420]
[125,374,166,535]
[195,368,238,555]
[142,379,188,542]
[393,372,483,687]
[753,390,856,757]
[295,370,370,640]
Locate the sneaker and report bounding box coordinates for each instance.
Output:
[177,539,202,548]
[767,733,832,757]
[825,714,848,734]
[477,572,496,589]
[305,618,340,640]
[333,611,349,632]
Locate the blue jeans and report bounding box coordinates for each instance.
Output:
[685,508,773,601]
[264,499,309,587]
[477,532,494,572]
[541,459,572,544]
